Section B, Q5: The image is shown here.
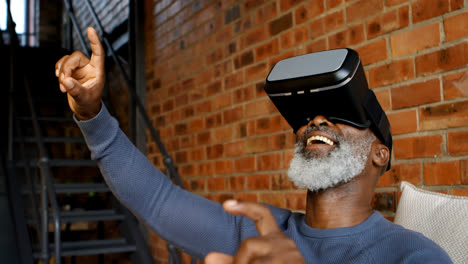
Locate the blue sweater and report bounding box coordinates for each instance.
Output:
[76,104,452,263]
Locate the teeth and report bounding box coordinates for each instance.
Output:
[307,135,334,146]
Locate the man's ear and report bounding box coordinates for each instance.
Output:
[372,143,390,169]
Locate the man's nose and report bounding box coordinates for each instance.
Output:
[307,115,334,128]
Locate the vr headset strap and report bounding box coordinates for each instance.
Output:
[363,90,393,170]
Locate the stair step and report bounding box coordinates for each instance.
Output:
[60,209,125,223]
[27,209,125,224]
[15,159,97,167]
[33,238,136,257]
[22,183,109,195]
[15,137,85,144]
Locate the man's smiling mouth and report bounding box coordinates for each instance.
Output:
[306,135,335,146]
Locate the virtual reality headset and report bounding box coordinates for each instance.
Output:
[264,48,392,170]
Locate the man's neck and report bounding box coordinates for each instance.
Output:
[304,179,374,229]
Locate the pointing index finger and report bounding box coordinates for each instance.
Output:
[223,200,281,236]
[87,27,105,68]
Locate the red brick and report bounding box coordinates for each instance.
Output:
[270,132,295,151]
[387,109,418,135]
[285,192,307,210]
[326,0,344,9]
[416,42,468,77]
[229,176,246,191]
[233,85,255,104]
[244,0,265,12]
[213,126,233,143]
[260,193,285,208]
[378,163,422,187]
[283,150,295,168]
[324,10,344,32]
[236,192,258,202]
[419,101,468,130]
[246,63,268,83]
[269,13,293,36]
[188,118,205,133]
[463,160,468,184]
[257,153,282,171]
[366,6,409,39]
[195,100,212,115]
[225,140,246,157]
[207,177,225,191]
[280,0,305,11]
[224,106,244,124]
[206,47,224,65]
[207,144,224,159]
[280,25,309,50]
[295,1,325,25]
[248,174,270,190]
[393,135,443,159]
[175,151,188,163]
[306,39,327,53]
[424,160,462,185]
[234,50,254,70]
[212,92,232,111]
[369,58,415,88]
[197,162,214,176]
[241,26,267,49]
[374,89,391,111]
[448,130,468,155]
[390,23,441,57]
[188,147,206,162]
[234,156,256,172]
[346,0,384,23]
[189,179,205,192]
[256,39,280,62]
[356,39,388,66]
[451,0,464,10]
[412,0,449,24]
[245,98,276,118]
[452,189,468,196]
[256,115,289,134]
[391,79,441,109]
[309,18,325,39]
[215,160,233,174]
[443,71,468,99]
[386,0,408,6]
[444,11,468,42]
[272,173,295,190]
[245,136,269,154]
[205,113,222,128]
[255,2,278,25]
[328,24,365,49]
[225,71,244,90]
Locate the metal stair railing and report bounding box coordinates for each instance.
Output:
[63,0,186,263]
[5,0,62,262]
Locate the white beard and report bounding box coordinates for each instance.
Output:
[287,128,375,192]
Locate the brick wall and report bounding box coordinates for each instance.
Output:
[144,0,468,262]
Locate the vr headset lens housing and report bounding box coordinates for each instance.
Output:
[264,48,392,170]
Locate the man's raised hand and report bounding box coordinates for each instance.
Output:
[205,200,306,264]
[55,27,105,120]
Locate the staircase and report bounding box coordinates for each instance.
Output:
[8,45,153,263]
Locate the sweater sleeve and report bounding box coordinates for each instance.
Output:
[75,104,258,259]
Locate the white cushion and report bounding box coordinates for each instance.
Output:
[394,181,468,264]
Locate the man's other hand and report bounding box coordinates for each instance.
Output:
[55,27,105,120]
[205,200,305,264]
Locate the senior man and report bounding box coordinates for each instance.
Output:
[56,28,451,263]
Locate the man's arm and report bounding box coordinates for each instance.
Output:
[55,27,258,258]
